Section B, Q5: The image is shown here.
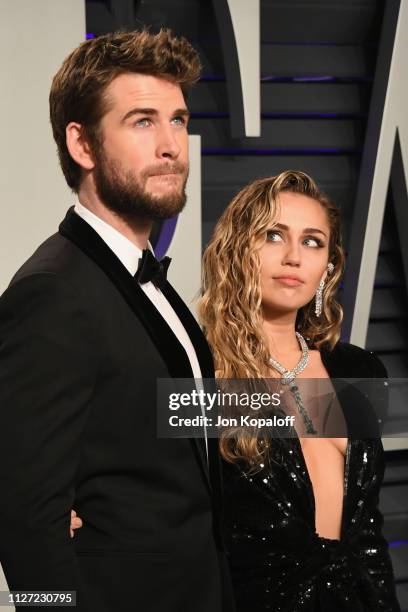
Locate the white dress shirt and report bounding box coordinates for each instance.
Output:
[74,202,208,455]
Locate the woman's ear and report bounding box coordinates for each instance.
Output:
[321,262,334,284]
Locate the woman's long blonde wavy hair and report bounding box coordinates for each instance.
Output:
[197,170,345,466]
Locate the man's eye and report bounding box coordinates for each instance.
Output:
[172,116,187,126]
[266,230,283,242]
[135,118,151,127]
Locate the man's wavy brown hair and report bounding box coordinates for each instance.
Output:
[197,170,345,466]
[49,29,201,192]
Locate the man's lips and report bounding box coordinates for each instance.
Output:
[148,172,184,182]
[273,276,304,287]
[150,172,181,177]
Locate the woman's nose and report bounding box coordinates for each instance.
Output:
[282,241,301,266]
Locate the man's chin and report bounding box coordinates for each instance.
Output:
[146,185,184,199]
[140,191,186,219]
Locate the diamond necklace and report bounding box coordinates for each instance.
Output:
[269,332,317,434]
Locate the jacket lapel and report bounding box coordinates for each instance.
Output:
[160,282,215,379]
[160,284,222,492]
[59,207,211,485]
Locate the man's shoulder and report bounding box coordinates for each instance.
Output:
[1,232,107,313]
[10,232,89,286]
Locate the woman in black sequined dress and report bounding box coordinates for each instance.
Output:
[198,170,400,612]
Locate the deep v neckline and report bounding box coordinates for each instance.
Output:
[293,431,352,543]
[286,347,351,541]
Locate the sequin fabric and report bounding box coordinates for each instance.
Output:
[223,438,400,611]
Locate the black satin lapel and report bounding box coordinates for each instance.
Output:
[59,208,211,487]
[160,282,220,493]
[320,346,381,438]
[59,208,192,378]
[321,347,355,439]
[320,345,354,530]
[320,345,382,534]
[160,282,215,379]
[320,345,343,378]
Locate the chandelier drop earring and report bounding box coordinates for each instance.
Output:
[315,262,334,317]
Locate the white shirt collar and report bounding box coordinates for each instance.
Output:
[74,200,153,276]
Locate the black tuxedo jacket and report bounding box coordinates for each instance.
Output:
[0,208,234,612]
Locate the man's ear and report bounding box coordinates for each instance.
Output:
[66,122,95,171]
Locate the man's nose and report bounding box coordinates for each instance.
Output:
[156,125,181,159]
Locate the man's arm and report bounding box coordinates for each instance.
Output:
[0,272,99,593]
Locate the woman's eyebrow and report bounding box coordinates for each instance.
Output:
[303,227,327,237]
[273,223,327,238]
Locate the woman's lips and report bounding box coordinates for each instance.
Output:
[273,277,303,287]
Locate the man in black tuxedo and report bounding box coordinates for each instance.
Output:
[0,30,234,611]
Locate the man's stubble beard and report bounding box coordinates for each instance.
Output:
[92,146,188,222]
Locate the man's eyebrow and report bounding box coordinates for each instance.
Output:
[121,107,190,123]
[121,108,158,122]
[172,108,190,118]
[273,222,328,238]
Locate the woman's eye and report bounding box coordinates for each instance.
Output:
[266,230,283,242]
[303,237,323,248]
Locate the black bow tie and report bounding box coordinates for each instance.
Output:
[134,249,171,289]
